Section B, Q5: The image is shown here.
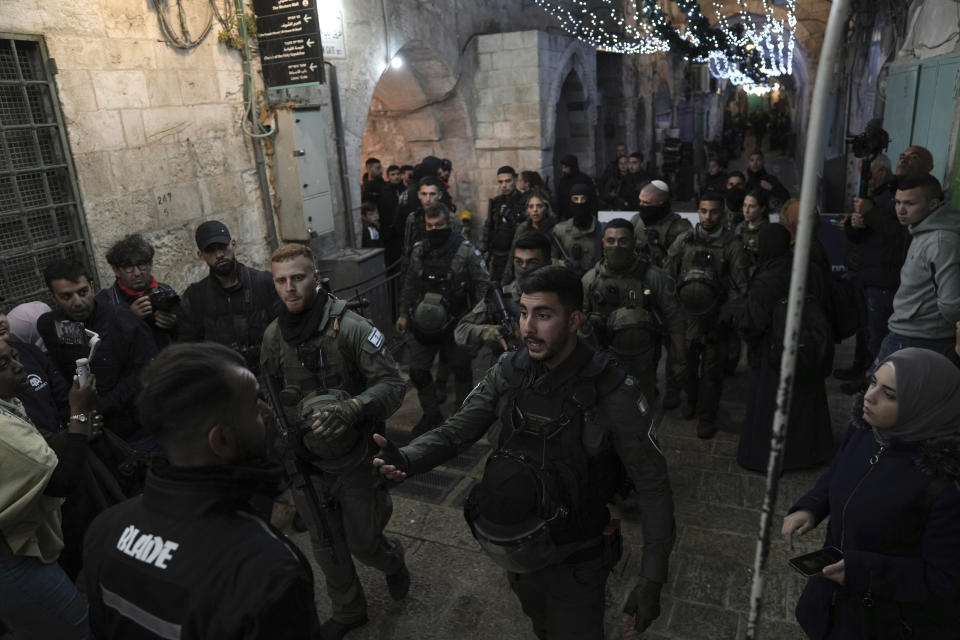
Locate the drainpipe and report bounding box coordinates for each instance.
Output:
[324,62,356,248]
[745,0,853,637]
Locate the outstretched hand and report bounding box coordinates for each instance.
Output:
[372,433,408,481]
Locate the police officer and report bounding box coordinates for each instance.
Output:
[374,266,675,640]
[553,183,602,277]
[665,191,750,438]
[260,243,409,639]
[455,231,552,351]
[178,220,280,374]
[581,218,686,407]
[396,206,490,433]
[630,180,692,268]
[735,188,771,267]
[83,342,321,639]
[481,166,526,282]
[401,176,463,260]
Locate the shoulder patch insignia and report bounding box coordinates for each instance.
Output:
[367,328,384,349]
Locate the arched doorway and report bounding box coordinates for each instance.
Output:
[553,70,592,179]
[360,41,476,215]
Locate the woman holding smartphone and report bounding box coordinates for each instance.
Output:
[781,348,960,638]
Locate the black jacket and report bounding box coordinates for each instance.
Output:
[791,424,960,639]
[14,340,69,435]
[96,280,178,350]
[37,302,157,439]
[178,262,280,374]
[745,168,790,209]
[843,178,908,289]
[83,464,320,640]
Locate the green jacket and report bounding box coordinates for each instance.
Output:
[552,218,602,277]
[399,343,676,583]
[454,278,523,349]
[398,236,490,320]
[630,212,693,268]
[260,296,406,426]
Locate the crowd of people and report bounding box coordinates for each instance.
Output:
[2,133,959,640]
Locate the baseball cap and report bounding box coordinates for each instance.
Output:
[195,221,231,250]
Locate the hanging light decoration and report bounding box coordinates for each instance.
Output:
[532,0,796,93]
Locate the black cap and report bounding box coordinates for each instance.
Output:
[440,158,452,171]
[560,154,579,169]
[195,220,231,250]
[496,165,517,176]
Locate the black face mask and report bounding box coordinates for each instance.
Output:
[426,228,452,250]
[638,202,669,224]
[570,203,593,227]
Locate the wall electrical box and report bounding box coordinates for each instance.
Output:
[273,108,335,240]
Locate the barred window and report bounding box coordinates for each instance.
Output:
[0,36,91,307]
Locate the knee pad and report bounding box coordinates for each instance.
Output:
[409,369,432,388]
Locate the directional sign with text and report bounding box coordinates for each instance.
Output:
[253,0,323,89]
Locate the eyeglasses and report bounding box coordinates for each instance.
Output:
[119,262,151,273]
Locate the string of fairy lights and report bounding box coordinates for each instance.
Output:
[533,0,796,94]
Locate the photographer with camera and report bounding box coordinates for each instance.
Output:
[97,234,178,350]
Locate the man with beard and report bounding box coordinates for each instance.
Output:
[260,244,409,639]
[373,265,676,640]
[396,206,490,434]
[82,342,321,639]
[553,183,603,277]
[744,151,790,212]
[665,192,750,438]
[97,234,178,350]
[581,219,686,406]
[178,220,280,375]
[630,180,692,269]
[455,231,552,351]
[36,259,157,442]
[556,154,596,221]
[481,166,526,282]
[400,176,463,260]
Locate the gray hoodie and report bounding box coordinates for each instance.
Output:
[888,203,960,339]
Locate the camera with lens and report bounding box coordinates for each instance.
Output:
[148,288,180,313]
[847,119,890,159]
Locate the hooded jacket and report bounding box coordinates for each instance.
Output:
[887,203,960,339]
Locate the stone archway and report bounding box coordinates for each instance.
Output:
[360,41,476,214]
[553,70,592,181]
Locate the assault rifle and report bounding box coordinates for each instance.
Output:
[549,234,580,273]
[491,285,522,350]
[260,373,351,566]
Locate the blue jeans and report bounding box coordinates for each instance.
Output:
[863,287,895,358]
[872,331,960,372]
[0,554,89,639]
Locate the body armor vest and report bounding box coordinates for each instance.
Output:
[676,235,726,316]
[464,348,627,572]
[412,243,470,341]
[641,215,686,267]
[587,259,659,355]
[490,192,526,252]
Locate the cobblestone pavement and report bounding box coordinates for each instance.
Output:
[288,339,859,639]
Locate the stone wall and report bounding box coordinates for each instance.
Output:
[0,0,272,291]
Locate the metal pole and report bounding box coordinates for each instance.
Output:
[745,0,852,636]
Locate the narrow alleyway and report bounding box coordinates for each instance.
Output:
[286,334,856,639]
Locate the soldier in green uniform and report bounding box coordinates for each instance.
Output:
[396,206,490,433]
[481,166,527,282]
[552,183,602,277]
[260,244,409,640]
[455,231,552,351]
[402,177,463,260]
[374,265,675,640]
[735,188,771,268]
[630,180,692,268]
[665,191,750,438]
[581,218,686,406]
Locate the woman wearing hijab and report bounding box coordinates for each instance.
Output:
[782,348,960,638]
[736,224,834,472]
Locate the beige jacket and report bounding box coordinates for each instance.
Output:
[0,397,63,562]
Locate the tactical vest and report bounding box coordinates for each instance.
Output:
[201,266,273,371]
[554,220,602,274]
[586,259,659,355]
[411,242,472,342]
[675,233,726,316]
[464,348,628,573]
[641,214,687,267]
[272,298,370,469]
[490,193,525,252]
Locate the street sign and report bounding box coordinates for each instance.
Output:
[253,0,323,89]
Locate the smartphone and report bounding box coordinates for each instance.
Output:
[789,547,843,577]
